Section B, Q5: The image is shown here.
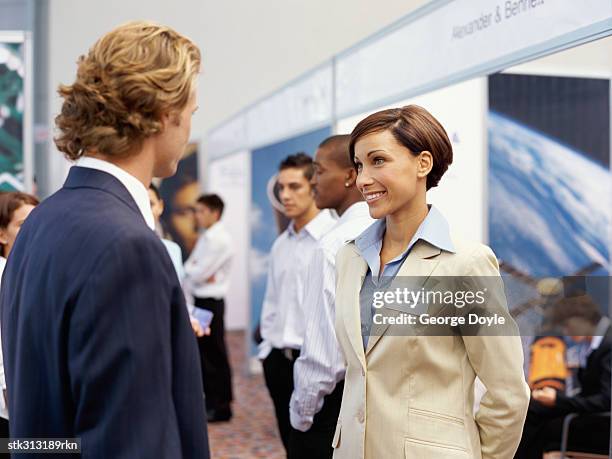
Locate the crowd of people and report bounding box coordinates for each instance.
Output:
[0,20,609,459]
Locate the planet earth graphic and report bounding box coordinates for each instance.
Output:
[488,111,610,279]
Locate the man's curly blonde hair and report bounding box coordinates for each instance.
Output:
[54,21,201,161]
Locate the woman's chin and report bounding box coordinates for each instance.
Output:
[367,204,387,220]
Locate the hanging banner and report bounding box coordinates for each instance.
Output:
[336,0,612,117]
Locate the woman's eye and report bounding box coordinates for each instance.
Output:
[355,163,363,172]
[373,157,385,165]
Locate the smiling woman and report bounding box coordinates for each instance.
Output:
[330,104,530,459]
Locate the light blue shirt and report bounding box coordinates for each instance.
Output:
[162,239,184,280]
[354,205,455,346]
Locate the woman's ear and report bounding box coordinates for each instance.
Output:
[416,151,434,178]
[0,229,8,246]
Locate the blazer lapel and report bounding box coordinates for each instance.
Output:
[342,246,369,370]
[365,240,441,356]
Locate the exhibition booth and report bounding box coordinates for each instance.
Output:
[203,0,612,368]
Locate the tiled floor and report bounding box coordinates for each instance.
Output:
[208,331,286,459]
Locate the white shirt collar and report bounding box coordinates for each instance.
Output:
[75,157,155,231]
[288,209,334,241]
[337,201,370,225]
[204,221,224,237]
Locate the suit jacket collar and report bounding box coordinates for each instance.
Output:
[63,166,145,224]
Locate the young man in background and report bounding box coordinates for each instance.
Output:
[259,153,336,453]
[184,194,235,422]
[289,135,374,459]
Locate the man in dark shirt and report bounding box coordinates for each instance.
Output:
[515,294,611,458]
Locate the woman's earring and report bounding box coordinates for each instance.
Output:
[345,182,350,187]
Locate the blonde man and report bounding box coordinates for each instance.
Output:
[0,22,208,458]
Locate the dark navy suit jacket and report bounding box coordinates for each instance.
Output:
[0,167,210,458]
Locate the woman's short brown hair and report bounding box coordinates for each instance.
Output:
[54,21,201,161]
[349,105,453,190]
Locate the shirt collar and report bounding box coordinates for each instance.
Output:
[355,204,455,255]
[75,157,155,231]
[288,209,332,241]
[337,201,370,226]
[204,221,223,236]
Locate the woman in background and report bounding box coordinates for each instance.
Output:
[149,183,204,338]
[332,105,530,458]
[0,191,39,438]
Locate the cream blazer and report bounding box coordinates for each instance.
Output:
[332,236,530,459]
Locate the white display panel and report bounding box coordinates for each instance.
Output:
[336,78,487,243]
[335,0,611,117]
[207,113,247,160]
[206,150,251,330]
[245,63,332,149]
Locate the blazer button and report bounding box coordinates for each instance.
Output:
[357,410,365,424]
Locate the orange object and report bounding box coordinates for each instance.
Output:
[528,336,568,391]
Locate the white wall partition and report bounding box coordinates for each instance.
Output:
[206,150,251,330]
[244,63,333,151]
[207,114,248,162]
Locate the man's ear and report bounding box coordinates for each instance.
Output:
[345,167,358,187]
[159,111,180,132]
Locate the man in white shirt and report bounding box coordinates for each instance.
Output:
[259,153,336,453]
[289,135,374,458]
[184,193,235,422]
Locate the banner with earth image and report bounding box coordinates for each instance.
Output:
[488,73,611,388]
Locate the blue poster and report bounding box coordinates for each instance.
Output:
[249,126,331,356]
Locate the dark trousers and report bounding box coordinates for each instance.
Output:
[289,380,344,459]
[263,348,300,454]
[515,400,610,458]
[194,297,233,412]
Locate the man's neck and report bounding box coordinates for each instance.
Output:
[293,204,320,233]
[335,190,364,217]
[85,148,154,187]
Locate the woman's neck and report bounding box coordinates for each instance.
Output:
[382,200,429,258]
